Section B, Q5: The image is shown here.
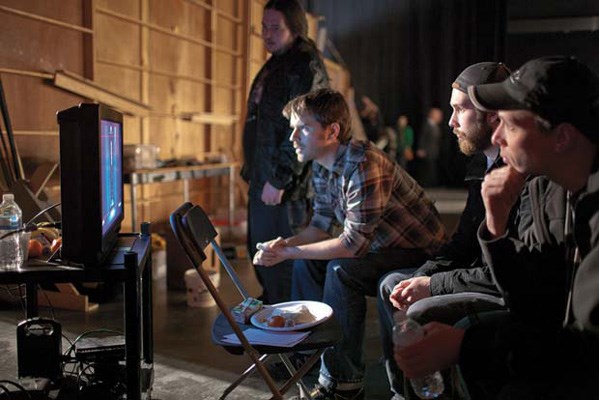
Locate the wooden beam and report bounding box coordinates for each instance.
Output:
[13,130,58,137]
[183,0,243,24]
[207,2,215,153]
[53,70,151,116]
[96,6,241,57]
[0,68,53,79]
[189,113,239,126]
[0,4,93,34]
[151,112,239,126]
[95,58,240,90]
[140,0,150,145]
[82,0,96,80]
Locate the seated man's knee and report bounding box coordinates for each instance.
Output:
[379,271,400,299]
[292,258,310,277]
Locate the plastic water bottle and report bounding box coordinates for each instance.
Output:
[0,193,23,270]
[393,311,444,399]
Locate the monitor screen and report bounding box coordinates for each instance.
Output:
[100,120,123,235]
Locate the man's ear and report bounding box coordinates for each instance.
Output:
[554,123,575,153]
[328,122,341,140]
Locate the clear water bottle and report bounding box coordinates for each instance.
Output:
[393,311,445,399]
[0,193,23,270]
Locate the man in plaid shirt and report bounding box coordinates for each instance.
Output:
[254,88,446,400]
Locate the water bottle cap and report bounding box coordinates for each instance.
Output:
[2,193,14,201]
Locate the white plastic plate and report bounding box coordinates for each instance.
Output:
[250,300,333,332]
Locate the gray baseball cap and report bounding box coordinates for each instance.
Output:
[452,62,511,94]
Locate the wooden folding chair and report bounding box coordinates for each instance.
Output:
[170,202,341,400]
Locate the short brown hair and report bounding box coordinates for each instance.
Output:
[283,88,352,144]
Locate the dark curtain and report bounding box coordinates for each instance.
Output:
[306,0,507,186]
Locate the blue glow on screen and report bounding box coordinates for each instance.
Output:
[100,120,123,235]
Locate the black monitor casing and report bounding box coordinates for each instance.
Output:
[57,103,124,267]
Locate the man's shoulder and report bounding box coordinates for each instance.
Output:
[286,39,322,67]
[345,140,389,163]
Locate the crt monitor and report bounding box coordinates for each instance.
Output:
[57,103,124,267]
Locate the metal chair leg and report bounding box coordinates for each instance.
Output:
[220,354,271,399]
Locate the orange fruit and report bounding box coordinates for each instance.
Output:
[28,240,44,259]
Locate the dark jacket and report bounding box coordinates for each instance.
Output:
[479,176,569,324]
[460,167,599,393]
[241,37,329,200]
[412,153,516,296]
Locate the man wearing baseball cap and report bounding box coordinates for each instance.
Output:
[378,61,517,399]
[396,56,599,399]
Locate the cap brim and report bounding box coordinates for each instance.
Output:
[468,81,527,112]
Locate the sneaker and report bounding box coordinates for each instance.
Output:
[296,384,364,400]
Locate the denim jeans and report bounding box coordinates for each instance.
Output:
[247,191,309,304]
[378,271,507,397]
[292,248,428,392]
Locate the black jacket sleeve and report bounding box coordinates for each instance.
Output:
[268,52,328,189]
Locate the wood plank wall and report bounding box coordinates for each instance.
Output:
[0,0,349,231]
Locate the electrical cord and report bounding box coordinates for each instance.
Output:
[0,202,61,240]
[0,383,9,395]
[64,328,124,357]
[76,363,95,391]
[24,202,61,228]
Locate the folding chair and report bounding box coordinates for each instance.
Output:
[170,202,341,400]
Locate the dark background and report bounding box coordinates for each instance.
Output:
[303,0,599,186]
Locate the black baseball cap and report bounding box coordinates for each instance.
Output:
[468,56,599,142]
[452,62,511,93]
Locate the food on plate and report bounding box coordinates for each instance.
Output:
[266,315,286,327]
[261,304,317,328]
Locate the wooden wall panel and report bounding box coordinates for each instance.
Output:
[0,0,87,188]
[1,2,85,73]
[95,13,141,69]
[95,63,142,109]
[123,114,142,144]
[0,0,349,230]
[146,114,178,158]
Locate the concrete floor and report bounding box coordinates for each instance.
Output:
[0,188,465,399]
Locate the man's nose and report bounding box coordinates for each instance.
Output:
[491,124,505,146]
[448,112,458,129]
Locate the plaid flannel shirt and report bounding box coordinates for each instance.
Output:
[310,140,447,257]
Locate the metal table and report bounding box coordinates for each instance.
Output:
[124,162,239,230]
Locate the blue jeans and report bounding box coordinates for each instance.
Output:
[378,271,506,397]
[292,248,428,392]
[247,192,309,304]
